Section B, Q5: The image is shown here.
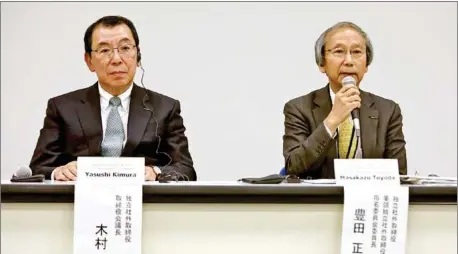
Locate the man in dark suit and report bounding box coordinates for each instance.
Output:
[30,15,196,181]
[283,21,407,179]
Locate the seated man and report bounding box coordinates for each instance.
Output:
[282,21,407,179]
[30,15,196,181]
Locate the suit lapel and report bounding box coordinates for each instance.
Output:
[312,85,338,161]
[312,85,332,129]
[77,82,103,155]
[359,90,378,158]
[122,85,152,156]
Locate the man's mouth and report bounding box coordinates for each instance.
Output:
[110,71,127,75]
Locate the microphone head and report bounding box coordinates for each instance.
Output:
[15,165,32,178]
[342,76,356,86]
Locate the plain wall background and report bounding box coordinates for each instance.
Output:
[1,2,456,180]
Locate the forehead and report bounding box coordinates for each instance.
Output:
[91,24,135,46]
[325,27,366,48]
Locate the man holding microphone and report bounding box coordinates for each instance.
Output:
[282,21,407,179]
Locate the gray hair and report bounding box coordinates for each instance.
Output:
[314,21,374,67]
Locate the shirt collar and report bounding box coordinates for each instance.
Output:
[98,82,133,111]
[329,84,336,105]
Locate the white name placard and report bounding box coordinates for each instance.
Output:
[340,186,409,254]
[335,158,409,254]
[334,159,400,186]
[73,157,144,254]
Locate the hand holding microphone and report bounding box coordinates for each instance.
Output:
[324,76,361,135]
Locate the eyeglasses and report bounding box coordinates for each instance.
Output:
[326,48,365,59]
[92,43,137,59]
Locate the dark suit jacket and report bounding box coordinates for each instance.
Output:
[282,84,407,179]
[30,82,196,180]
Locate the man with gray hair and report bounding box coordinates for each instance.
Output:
[282,21,407,179]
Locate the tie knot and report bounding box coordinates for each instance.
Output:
[109,97,121,107]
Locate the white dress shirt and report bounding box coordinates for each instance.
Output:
[51,83,161,180]
[98,82,132,147]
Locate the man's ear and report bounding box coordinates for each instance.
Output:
[84,53,95,72]
[318,64,326,74]
[136,47,142,67]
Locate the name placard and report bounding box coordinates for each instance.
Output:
[334,159,400,186]
[77,157,144,183]
[73,157,144,254]
[340,185,409,254]
[335,159,409,254]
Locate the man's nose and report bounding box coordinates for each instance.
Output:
[110,49,123,63]
[343,53,355,66]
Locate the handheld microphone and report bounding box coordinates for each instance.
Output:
[342,76,361,134]
[10,165,45,182]
[342,76,363,158]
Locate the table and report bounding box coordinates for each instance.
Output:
[1,181,456,254]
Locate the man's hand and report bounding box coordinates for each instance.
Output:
[145,166,157,181]
[324,84,361,135]
[54,161,78,181]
